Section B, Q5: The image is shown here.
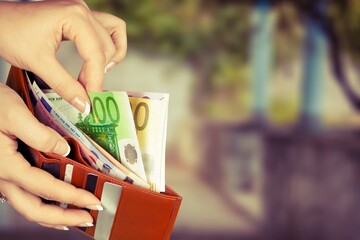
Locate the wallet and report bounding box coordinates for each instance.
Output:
[6,66,182,240]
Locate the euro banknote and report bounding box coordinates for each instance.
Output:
[26,73,150,189]
[128,92,169,192]
[45,90,147,182]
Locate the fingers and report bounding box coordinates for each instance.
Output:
[31,57,91,114]
[38,223,70,231]
[62,9,106,92]
[29,4,126,94]
[0,86,102,228]
[0,85,69,156]
[0,97,69,156]
[58,4,127,91]
[0,179,95,227]
[92,11,128,69]
[2,155,101,210]
[0,147,102,210]
[76,15,116,89]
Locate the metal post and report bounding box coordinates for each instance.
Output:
[251,0,273,125]
[300,2,327,130]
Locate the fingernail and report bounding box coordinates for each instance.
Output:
[71,97,90,115]
[104,61,115,73]
[62,144,71,157]
[86,204,103,211]
[53,140,71,157]
[78,222,94,227]
[55,226,69,231]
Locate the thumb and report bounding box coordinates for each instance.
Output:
[32,57,90,115]
[4,103,70,156]
[0,85,69,156]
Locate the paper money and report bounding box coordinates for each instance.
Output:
[128,92,169,192]
[45,90,147,182]
[26,74,150,189]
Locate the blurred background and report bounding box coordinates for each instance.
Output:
[1,0,360,239]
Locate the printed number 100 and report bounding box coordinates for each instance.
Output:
[131,102,149,131]
[92,96,120,124]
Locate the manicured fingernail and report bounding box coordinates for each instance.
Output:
[104,61,115,73]
[78,222,94,227]
[71,97,90,115]
[62,144,71,157]
[55,226,69,231]
[86,204,103,211]
[53,140,71,157]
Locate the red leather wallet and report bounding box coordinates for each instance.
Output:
[6,66,182,240]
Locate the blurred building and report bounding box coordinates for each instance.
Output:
[1,1,360,240]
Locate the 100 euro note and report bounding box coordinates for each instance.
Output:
[128,92,169,192]
[44,90,147,182]
[26,74,149,189]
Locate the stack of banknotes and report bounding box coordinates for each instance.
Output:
[25,72,169,192]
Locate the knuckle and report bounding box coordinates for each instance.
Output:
[105,45,116,61]
[39,178,57,200]
[4,107,20,125]
[51,81,74,97]
[24,211,39,223]
[95,52,107,65]
[5,158,30,181]
[112,49,126,63]
[66,2,90,18]
[35,127,58,153]
[118,18,126,28]
[118,49,127,61]
[3,102,27,126]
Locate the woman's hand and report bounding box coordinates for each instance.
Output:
[0,84,103,230]
[0,0,127,113]
[0,0,128,231]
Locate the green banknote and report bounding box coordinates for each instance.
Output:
[45,91,147,181]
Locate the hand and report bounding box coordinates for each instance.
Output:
[0,0,127,114]
[0,0,127,231]
[0,84,102,230]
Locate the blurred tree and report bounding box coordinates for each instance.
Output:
[87,0,253,121]
[88,0,360,121]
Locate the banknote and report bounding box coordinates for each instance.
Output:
[45,90,147,182]
[26,74,150,189]
[128,92,169,192]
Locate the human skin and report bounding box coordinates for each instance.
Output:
[0,0,127,231]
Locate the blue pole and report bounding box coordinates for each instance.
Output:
[251,0,273,125]
[300,2,327,130]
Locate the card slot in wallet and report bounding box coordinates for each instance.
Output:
[6,66,182,240]
[39,148,182,240]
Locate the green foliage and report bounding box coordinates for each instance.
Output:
[88,0,251,61]
[325,0,360,63]
[86,0,360,121]
[87,0,253,120]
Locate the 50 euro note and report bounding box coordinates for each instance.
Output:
[128,92,169,192]
[44,90,147,182]
[26,73,149,189]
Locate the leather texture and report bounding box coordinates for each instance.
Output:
[6,66,182,240]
